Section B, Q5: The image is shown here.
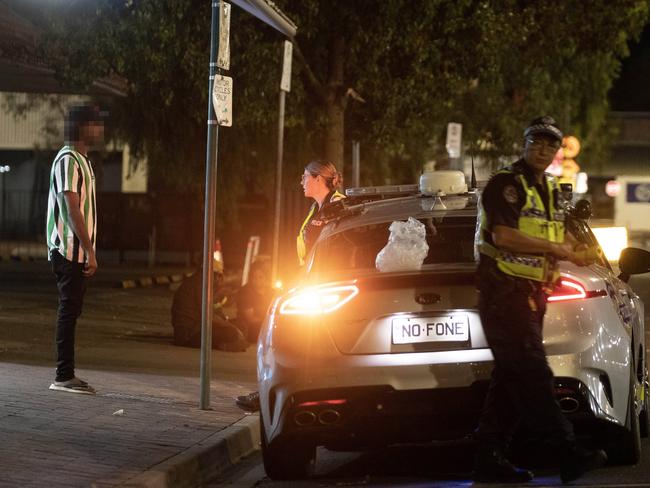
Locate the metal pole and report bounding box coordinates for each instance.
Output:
[199,0,221,410]
[352,140,360,187]
[271,88,286,284]
[1,173,4,236]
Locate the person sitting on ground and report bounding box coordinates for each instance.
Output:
[236,261,273,343]
[171,262,248,351]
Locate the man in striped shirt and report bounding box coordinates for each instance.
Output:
[46,104,105,395]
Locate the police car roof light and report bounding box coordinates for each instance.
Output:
[345,184,419,198]
[419,170,468,196]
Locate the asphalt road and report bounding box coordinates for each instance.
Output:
[213,274,650,488]
[3,261,650,487]
[0,260,257,382]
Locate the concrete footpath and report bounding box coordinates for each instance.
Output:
[0,260,261,488]
[0,363,260,488]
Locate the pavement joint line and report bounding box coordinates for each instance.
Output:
[120,414,260,488]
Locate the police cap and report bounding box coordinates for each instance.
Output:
[523,116,563,142]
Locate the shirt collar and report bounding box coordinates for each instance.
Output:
[514,158,543,187]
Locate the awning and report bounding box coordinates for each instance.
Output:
[229,0,297,38]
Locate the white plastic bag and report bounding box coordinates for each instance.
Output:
[375,217,429,272]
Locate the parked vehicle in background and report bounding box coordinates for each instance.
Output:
[614,176,650,232]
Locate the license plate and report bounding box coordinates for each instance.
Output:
[392,315,469,344]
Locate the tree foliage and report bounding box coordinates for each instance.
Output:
[40,0,649,201]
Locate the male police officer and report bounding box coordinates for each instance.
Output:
[473,116,607,483]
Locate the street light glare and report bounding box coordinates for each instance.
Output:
[592,226,628,262]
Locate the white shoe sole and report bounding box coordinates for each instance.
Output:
[49,383,96,395]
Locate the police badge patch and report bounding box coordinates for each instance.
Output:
[503,185,518,204]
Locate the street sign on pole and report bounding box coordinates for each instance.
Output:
[212,75,233,127]
[280,40,292,92]
[199,0,221,411]
[446,122,462,159]
[200,0,296,411]
[217,1,231,70]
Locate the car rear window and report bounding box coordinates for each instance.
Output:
[310,216,477,273]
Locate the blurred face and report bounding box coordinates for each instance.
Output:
[79,120,105,148]
[523,134,561,173]
[301,170,327,198]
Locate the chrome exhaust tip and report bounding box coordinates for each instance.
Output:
[318,409,341,425]
[559,396,581,414]
[294,410,317,427]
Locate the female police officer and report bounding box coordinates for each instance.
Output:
[236,160,345,412]
[473,116,607,484]
[297,160,345,266]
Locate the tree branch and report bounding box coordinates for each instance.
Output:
[292,40,326,103]
[345,87,366,104]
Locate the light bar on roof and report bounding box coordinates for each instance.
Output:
[345,184,418,197]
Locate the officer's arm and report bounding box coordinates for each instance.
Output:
[493,225,572,258]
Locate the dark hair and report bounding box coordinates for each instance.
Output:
[64,104,107,142]
[304,160,342,190]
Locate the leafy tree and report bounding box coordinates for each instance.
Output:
[39,0,648,197]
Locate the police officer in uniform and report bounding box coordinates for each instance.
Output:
[236,159,345,412]
[297,160,345,266]
[473,116,607,483]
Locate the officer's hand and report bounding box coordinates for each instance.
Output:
[549,242,573,259]
[571,244,599,266]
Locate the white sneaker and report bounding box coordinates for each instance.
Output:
[49,377,96,395]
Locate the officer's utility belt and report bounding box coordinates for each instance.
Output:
[479,242,556,284]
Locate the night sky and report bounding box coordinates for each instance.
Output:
[609,23,650,112]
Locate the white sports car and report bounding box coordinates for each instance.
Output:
[257,172,650,479]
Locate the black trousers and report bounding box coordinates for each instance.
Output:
[476,265,575,452]
[51,250,87,382]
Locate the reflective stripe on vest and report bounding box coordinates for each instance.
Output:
[296,190,345,266]
[477,170,565,283]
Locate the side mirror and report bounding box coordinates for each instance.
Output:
[573,199,592,220]
[618,247,650,281]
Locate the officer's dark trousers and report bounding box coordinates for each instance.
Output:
[51,250,87,382]
[476,271,575,452]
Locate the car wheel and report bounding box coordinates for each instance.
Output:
[609,368,641,465]
[639,361,649,438]
[260,415,316,480]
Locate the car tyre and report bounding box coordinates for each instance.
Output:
[609,368,641,465]
[260,415,316,480]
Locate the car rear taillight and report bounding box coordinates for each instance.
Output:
[547,278,606,302]
[548,278,586,302]
[279,284,359,315]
